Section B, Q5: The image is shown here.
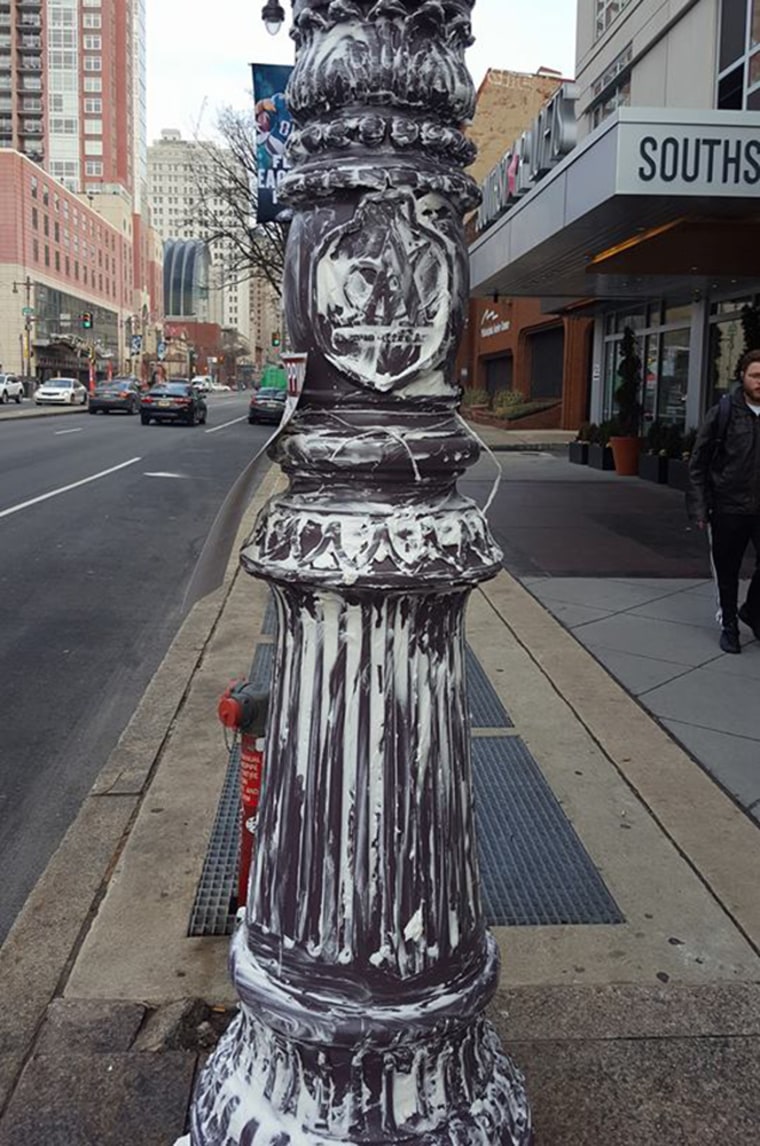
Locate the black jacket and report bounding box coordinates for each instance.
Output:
[687,388,760,522]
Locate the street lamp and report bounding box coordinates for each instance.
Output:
[261,0,284,35]
[12,275,34,379]
[187,1,532,1143]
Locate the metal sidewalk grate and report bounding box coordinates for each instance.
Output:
[261,593,277,636]
[189,733,623,937]
[188,742,241,937]
[466,644,513,728]
[472,737,624,926]
[250,643,273,690]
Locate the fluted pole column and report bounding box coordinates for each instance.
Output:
[189,2,532,1142]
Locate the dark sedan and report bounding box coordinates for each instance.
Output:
[89,377,142,415]
[140,380,208,426]
[248,386,286,425]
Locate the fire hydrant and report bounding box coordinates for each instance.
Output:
[217,681,269,912]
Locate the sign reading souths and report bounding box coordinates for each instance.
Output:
[627,128,760,193]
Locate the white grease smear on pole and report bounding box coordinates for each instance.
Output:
[0,457,142,519]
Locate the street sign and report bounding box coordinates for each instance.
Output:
[22,307,34,317]
[59,312,71,321]
[130,334,143,354]
[157,340,167,360]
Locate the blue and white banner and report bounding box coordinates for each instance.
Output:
[251,62,294,223]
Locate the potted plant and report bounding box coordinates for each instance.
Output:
[667,427,696,492]
[568,421,591,464]
[609,326,643,476]
[638,421,670,484]
[587,420,616,470]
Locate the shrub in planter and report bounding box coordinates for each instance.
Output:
[461,387,490,411]
[667,427,697,492]
[638,421,673,484]
[587,420,616,471]
[568,421,591,464]
[609,326,643,475]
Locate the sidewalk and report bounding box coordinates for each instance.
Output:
[1,440,759,1144]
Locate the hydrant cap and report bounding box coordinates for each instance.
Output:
[218,694,243,728]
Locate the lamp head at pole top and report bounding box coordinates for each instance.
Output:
[261,0,286,34]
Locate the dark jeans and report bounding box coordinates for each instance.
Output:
[710,513,760,625]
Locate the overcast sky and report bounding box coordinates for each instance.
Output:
[146,0,577,141]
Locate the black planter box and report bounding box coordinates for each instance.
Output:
[638,453,669,484]
[588,444,615,471]
[568,441,589,464]
[667,459,690,492]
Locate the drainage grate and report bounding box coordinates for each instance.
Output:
[261,593,277,636]
[472,737,624,926]
[466,645,513,728]
[249,643,274,691]
[189,734,623,937]
[188,742,241,936]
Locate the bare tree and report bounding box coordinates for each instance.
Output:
[190,105,287,297]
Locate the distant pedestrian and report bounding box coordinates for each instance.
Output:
[687,349,760,653]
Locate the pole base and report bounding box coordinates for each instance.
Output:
[188,1002,531,1145]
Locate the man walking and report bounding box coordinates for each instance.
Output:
[687,349,760,653]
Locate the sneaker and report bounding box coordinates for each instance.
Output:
[738,602,760,640]
[719,626,741,654]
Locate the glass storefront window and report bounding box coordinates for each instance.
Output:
[708,317,743,407]
[614,309,646,333]
[750,49,760,87]
[753,0,760,47]
[711,296,753,316]
[642,335,659,428]
[664,304,692,325]
[657,329,690,426]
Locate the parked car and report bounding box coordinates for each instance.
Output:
[140,379,207,425]
[191,375,212,393]
[208,380,232,392]
[0,373,24,404]
[248,386,287,425]
[89,377,142,415]
[35,377,88,406]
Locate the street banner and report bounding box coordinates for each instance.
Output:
[251,62,293,223]
[280,351,307,428]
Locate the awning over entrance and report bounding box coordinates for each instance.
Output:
[469,108,760,300]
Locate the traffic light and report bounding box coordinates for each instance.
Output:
[271,330,280,347]
[81,311,93,329]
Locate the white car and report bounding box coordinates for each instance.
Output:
[191,375,212,393]
[0,373,24,404]
[208,381,232,392]
[35,377,88,406]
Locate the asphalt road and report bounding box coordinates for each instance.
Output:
[0,394,273,944]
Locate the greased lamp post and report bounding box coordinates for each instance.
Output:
[188,2,532,1142]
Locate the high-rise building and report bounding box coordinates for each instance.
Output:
[0,0,45,163]
[45,0,137,196]
[147,128,251,345]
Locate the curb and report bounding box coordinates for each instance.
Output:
[0,464,276,1116]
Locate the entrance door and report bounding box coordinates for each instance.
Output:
[484,354,513,399]
[529,327,564,398]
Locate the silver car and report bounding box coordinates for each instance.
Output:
[35,377,88,406]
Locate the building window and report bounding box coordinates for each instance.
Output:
[44,245,49,267]
[85,160,103,176]
[84,98,102,114]
[33,239,39,261]
[32,206,38,229]
[55,251,60,271]
[83,57,101,72]
[717,0,760,108]
[83,77,102,92]
[595,0,633,41]
[83,35,101,50]
[84,139,103,155]
[84,118,102,135]
[83,14,101,28]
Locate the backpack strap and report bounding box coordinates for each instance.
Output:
[716,392,732,445]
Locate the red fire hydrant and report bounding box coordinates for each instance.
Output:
[218,680,269,912]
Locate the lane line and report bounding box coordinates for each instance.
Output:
[205,415,248,434]
[0,457,142,520]
[54,427,83,435]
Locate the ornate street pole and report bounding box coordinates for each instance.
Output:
[188,2,532,1142]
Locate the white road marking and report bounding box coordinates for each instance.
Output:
[144,472,189,479]
[54,427,83,435]
[205,415,248,434]
[0,457,142,520]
